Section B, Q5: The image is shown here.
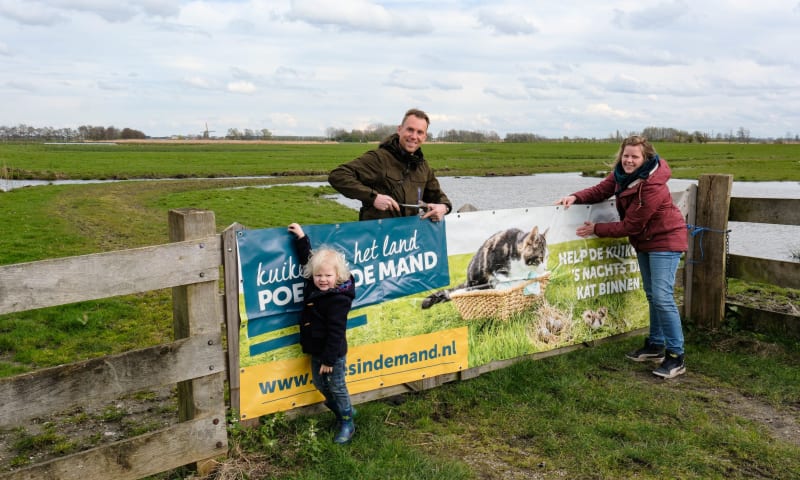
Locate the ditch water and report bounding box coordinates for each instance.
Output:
[4,173,799,261]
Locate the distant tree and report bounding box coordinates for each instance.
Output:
[437,129,500,142]
[736,127,751,143]
[260,128,272,139]
[504,132,546,143]
[120,128,146,139]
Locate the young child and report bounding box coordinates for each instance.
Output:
[288,223,356,444]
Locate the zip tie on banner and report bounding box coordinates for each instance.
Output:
[685,224,731,264]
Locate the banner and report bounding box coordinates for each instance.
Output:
[237,215,450,350]
[237,201,649,418]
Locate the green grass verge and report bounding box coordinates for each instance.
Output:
[217,332,800,480]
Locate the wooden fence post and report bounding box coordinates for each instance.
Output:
[221,222,250,424]
[687,174,733,329]
[169,209,227,475]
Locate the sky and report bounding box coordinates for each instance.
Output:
[1,0,799,139]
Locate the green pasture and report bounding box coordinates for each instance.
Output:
[2,141,800,180]
[1,143,799,478]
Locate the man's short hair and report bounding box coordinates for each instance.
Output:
[402,108,430,127]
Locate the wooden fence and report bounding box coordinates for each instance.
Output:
[685,174,800,335]
[0,209,227,480]
[1,175,797,479]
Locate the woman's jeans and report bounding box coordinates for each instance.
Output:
[637,251,684,355]
[311,355,352,414]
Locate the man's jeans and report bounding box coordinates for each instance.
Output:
[637,251,685,355]
[312,355,352,414]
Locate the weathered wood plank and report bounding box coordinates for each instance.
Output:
[727,301,800,338]
[677,184,697,320]
[729,197,800,226]
[688,174,733,329]
[4,413,227,480]
[168,209,227,475]
[0,334,224,428]
[0,236,221,315]
[728,254,800,290]
[222,223,245,417]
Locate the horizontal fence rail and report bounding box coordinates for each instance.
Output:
[725,193,800,336]
[0,236,221,315]
[0,209,227,480]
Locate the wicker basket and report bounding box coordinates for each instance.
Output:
[450,273,550,321]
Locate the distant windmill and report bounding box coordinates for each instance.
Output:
[203,122,215,139]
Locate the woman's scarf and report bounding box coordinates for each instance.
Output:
[614,154,660,196]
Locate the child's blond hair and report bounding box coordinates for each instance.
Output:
[303,246,351,284]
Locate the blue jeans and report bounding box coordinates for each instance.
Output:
[637,251,684,355]
[311,355,352,414]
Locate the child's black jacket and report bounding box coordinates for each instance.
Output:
[294,235,356,366]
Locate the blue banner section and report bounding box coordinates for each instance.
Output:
[249,314,369,357]
[237,216,450,341]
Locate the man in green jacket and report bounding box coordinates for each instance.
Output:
[328,108,452,222]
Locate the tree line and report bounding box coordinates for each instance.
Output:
[0,124,146,142]
[3,123,794,144]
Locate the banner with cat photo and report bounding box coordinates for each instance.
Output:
[236,201,648,418]
[429,201,648,367]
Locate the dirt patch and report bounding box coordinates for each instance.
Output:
[651,373,800,446]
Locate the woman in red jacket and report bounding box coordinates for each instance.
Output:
[555,135,688,379]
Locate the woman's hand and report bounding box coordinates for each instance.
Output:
[576,221,596,238]
[555,195,577,209]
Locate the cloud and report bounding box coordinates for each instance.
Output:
[0,0,180,26]
[227,81,257,94]
[5,80,37,92]
[431,80,462,91]
[383,69,419,89]
[97,80,127,91]
[476,9,538,35]
[612,0,688,29]
[587,44,689,66]
[184,77,216,90]
[0,0,797,139]
[483,87,528,101]
[586,103,636,119]
[0,0,67,26]
[284,0,433,34]
[602,74,648,94]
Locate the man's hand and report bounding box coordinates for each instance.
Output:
[373,193,400,213]
[421,203,447,222]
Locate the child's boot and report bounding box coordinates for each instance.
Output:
[333,408,355,444]
[324,401,342,428]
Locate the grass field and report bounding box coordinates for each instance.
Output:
[3,140,800,180]
[0,142,798,479]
